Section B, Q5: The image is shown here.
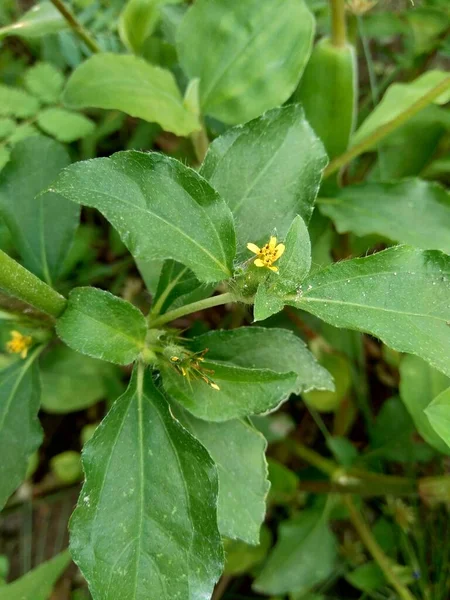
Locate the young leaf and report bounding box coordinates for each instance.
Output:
[400,355,450,455]
[37,108,95,143]
[63,53,199,136]
[175,407,269,544]
[285,246,450,378]
[0,550,71,600]
[0,136,78,284]
[70,366,223,600]
[119,0,180,54]
[56,287,147,365]
[0,354,42,510]
[200,105,327,253]
[162,327,334,421]
[254,509,337,594]
[49,151,236,283]
[0,84,39,119]
[320,179,450,254]
[24,62,64,104]
[177,0,315,124]
[0,2,67,40]
[425,387,450,450]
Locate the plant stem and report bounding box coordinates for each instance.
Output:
[50,0,101,53]
[343,495,416,600]
[148,292,235,328]
[330,0,347,47]
[324,75,450,177]
[287,440,338,477]
[191,123,209,164]
[0,250,66,318]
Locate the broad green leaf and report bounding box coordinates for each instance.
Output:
[320,180,450,254]
[353,70,450,146]
[56,287,147,365]
[49,151,236,283]
[162,327,334,421]
[400,355,450,454]
[175,408,269,544]
[346,562,386,593]
[0,550,71,600]
[177,0,315,124]
[70,366,223,600]
[151,259,214,316]
[284,246,450,378]
[425,387,450,449]
[254,215,311,321]
[63,53,199,136]
[200,105,327,253]
[0,148,10,171]
[254,509,337,595]
[0,2,67,40]
[40,344,118,413]
[224,527,272,575]
[37,108,95,143]
[0,137,78,284]
[0,118,16,140]
[0,85,39,118]
[24,62,64,104]
[0,353,42,510]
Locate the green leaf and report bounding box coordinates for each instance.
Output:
[175,408,269,544]
[0,118,16,140]
[37,108,95,143]
[254,509,337,595]
[40,344,118,414]
[162,327,334,421]
[0,550,71,600]
[400,355,450,454]
[0,136,78,284]
[200,105,327,253]
[0,148,10,171]
[425,387,450,449]
[56,287,147,365]
[346,562,385,592]
[352,70,450,146]
[224,526,272,576]
[320,179,450,254]
[49,150,236,283]
[0,2,67,40]
[285,246,450,378]
[24,62,64,104]
[63,53,199,136]
[177,0,315,124]
[0,354,42,510]
[254,215,312,321]
[0,85,39,118]
[70,366,223,600]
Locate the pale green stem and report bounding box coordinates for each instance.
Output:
[343,496,416,600]
[324,75,450,177]
[148,292,235,328]
[330,0,347,47]
[0,250,66,318]
[50,0,101,53]
[191,123,209,164]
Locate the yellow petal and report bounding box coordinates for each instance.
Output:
[268,265,279,272]
[254,259,265,268]
[274,243,285,260]
[269,236,277,249]
[210,382,220,391]
[247,242,261,255]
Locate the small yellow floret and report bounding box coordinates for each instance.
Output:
[246,236,285,272]
[6,330,32,359]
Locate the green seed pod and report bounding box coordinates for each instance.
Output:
[294,37,358,160]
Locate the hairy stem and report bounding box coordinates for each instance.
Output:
[324,75,450,177]
[50,0,101,53]
[191,123,209,164]
[344,496,416,600]
[330,0,347,47]
[148,292,235,328]
[0,251,66,318]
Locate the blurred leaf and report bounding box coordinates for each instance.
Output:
[24,62,64,104]
[405,7,450,56]
[0,84,39,118]
[50,450,83,484]
[70,366,223,600]
[177,0,315,124]
[175,408,269,544]
[0,136,78,284]
[320,179,450,254]
[400,355,450,454]
[0,355,42,510]
[0,118,15,140]
[254,509,337,595]
[346,561,385,592]
[425,386,450,449]
[63,53,200,136]
[37,107,95,143]
[49,151,236,283]
[268,458,299,504]
[252,413,295,444]
[56,287,147,365]
[0,2,67,40]
[0,551,71,600]
[304,353,352,413]
[224,526,272,576]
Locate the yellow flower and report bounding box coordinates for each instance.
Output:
[6,330,33,359]
[247,236,285,272]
